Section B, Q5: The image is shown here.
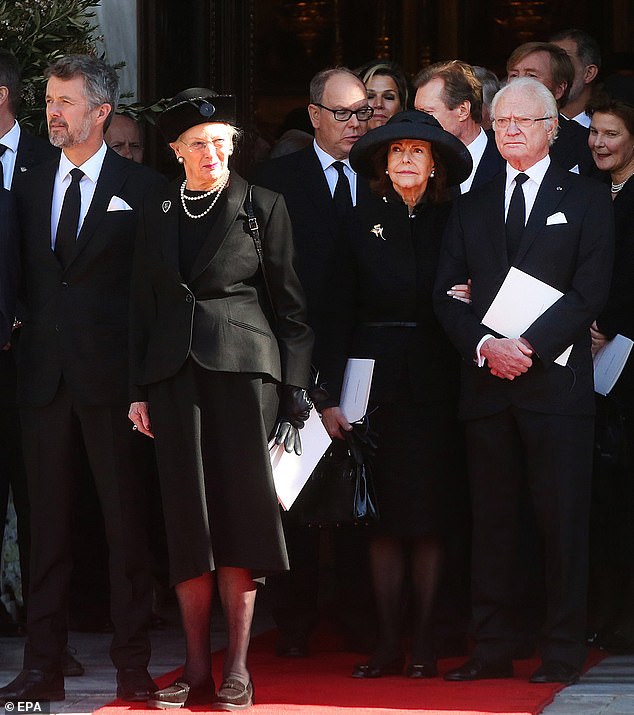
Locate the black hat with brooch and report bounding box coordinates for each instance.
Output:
[157,87,237,142]
[349,110,473,186]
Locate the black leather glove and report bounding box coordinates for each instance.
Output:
[273,385,312,455]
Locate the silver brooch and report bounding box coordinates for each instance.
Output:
[162,200,171,213]
[556,186,563,191]
[371,224,385,240]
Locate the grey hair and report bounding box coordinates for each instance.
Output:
[491,77,559,145]
[45,54,120,130]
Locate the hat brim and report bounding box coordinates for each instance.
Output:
[349,110,472,187]
[157,94,237,143]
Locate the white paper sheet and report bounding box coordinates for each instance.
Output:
[270,409,332,511]
[481,267,573,367]
[593,333,634,396]
[340,358,375,423]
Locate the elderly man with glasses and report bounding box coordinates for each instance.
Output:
[434,77,614,686]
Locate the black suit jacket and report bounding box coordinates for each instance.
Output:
[253,146,371,385]
[0,189,18,346]
[434,161,614,420]
[14,148,165,407]
[12,128,59,187]
[550,113,596,176]
[130,173,313,399]
[470,129,505,191]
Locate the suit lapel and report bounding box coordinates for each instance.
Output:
[36,162,60,270]
[514,163,571,265]
[483,174,509,265]
[299,148,340,238]
[188,173,248,282]
[64,150,128,269]
[157,182,181,273]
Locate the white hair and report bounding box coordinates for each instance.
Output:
[491,77,559,144]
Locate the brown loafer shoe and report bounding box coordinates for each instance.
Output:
[148,678,215,709]
[213,678,254,710]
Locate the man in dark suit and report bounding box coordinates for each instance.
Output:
[0,54,164,705]
[506,42,597,176]
[414,60,505,194]
[254,67,374,656]
[434,77,614,684]
[0,49,58,637]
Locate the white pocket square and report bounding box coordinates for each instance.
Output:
[546,211,567,225]
[107,195,133,212]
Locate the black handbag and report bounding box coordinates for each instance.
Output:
[294,417,379,527]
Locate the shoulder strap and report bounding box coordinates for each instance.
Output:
[245,185,277,326]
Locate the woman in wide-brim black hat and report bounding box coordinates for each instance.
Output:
[318,110,472,679]
[128,88,313,710]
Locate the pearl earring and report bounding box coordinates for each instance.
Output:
[385,169,389,175]
[430,168,435,178]
[177,156,184,164]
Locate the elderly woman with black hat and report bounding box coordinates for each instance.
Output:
[128,88,313,709]
[319,111,471,679]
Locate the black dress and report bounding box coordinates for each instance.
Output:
[325,192,461,536]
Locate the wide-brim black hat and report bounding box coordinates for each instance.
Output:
[157,87,237,142]
[349,110,472,186]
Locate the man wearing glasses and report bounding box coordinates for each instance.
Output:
[254,66,374,659]
[434,77,613,686]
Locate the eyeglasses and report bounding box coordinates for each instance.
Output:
[313,103,374,122]
[179,138,226,152]
[492,116,552,130]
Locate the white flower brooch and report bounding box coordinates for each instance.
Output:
[371,224,385,240]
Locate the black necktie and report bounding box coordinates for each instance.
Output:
[332,161,353,216]
[506,172,529,264]
[0,145,7,189]
[55,168,84,268]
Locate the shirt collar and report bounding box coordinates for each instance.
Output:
[313,139,353,173]
[0,120,20,153]
[505,154,550,190]
[59,141,108,184]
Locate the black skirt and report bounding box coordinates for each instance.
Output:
[148,359,288,586]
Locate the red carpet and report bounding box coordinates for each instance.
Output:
[97,631,603,715]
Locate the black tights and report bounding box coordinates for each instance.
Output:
[369,534,443,664]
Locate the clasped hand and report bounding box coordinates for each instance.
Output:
[273,385,312,455]
[481,337,533,380]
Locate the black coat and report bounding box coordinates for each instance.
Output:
[0,189,18,347]
[130,173,313,399]
[14,148,165,407]
[323,193,459,406]
[434,161,614,420]
[12,129,59,187]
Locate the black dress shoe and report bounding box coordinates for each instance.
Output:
[444,657,513,681]
[62,647,84,677]
[148,678,215,709]
[275,637,309,658]
[117,668,157,701]
[351,655,404,678]
[406,661,438,678]
[0,670,65,705]
[529,660,580,685]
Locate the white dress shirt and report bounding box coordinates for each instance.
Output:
[51,142,108,250]
[0,120,20,190]
[460,127,488,194]
[313,139,358,206]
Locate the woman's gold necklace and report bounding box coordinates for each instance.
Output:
[180,171,230,219]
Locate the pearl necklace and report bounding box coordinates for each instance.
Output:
[180,172,229,219]
[611,171,634,194]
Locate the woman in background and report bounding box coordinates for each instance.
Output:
[356,60,409,130]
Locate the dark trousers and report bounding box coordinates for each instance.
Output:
[0,349,29,614]
[20,380,153,672]
[466,407,594,668]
